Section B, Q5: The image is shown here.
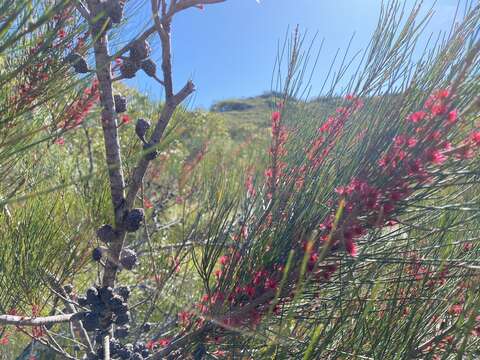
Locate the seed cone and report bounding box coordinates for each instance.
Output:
[114,94,127,113]
[125,208,144,232]
[140,59,156,77]
[82,312,100,332]
[66,53,89,73]
[135,118,151,142]
[115,286,131,301]
[115,311,131,326]
[129,39,151,61]
[143,143,158,161]
[120,248,138,270]
[141,322,152,332]
[114,325,130,338]
[120,58,139,79]
[96,224,117,243]
[104,0,124,24]
[78,296,88,307]
[92,247,103,262]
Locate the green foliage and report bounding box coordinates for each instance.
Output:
[1,1,480,359]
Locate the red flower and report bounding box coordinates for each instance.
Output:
[245,285,256,298]
[253,270,267,285]
[431,103,447,116]
[245,172,256,197]
[143,197,153,209]
[447,109,458,124]
[211,292,225,305]
[393,135,405,146]
[436,89,450,99]
[427,149,447,165]
[408,111,427,123]
[212,350,227,357]
[448,304,462,316]
[213,268,222,279]
[219,255,229,266]
[265,278,277,290]
[345,238,357,257]
[158,338,171,347]
[463,242,473,252]
[120,114,131,124]
[407,137,417,148]
[178,311,191,326]
[470,131,480,146]
[271,111,281,123]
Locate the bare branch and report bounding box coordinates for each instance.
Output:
[124,2,195,209]
[0,313,82,327]
[112,26,157,59]
[169,0,227,16]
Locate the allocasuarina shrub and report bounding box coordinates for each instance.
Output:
[1,1,480,360]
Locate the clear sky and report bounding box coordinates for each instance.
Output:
[119,0,468,109]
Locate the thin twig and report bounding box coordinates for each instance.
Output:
[0,313,80,326]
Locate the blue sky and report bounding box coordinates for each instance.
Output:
[120,0,466,109]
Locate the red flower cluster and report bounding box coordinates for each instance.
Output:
[265,108,289,197]
[322,88,478,257]
[58,80,100,130]
[146,337,171,351]
[306,95,364,169]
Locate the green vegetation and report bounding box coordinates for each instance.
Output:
[0,1,480,359]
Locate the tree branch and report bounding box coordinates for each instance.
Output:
[124,2,195,209]
[74,1,91,22]
[168,0,227,16]
[0,313,82,326]
[79,1,128,289]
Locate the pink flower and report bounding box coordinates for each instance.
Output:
[470,131,480,146]
[212,349,227,357]
[436,89,450,99]
[408,111,427,123]
[219,255,229,266]
[143,197,153,209]
[431,103,446,116]
[211,292,225,305]
[393,135,405,146]
[427,149,447,165]
[463,242,473,252]
[407,137,418,148]
[54,137,65,145]
[265,278,277,290]
[178,311,191,326]
[120,114,131,124]
[245,172,256,197]
[244,285,255,298]
[213,268,222,279]
[447,109,458,124]
[271,111,281,123]
[345,238,357,257]
[448,304,462,316]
